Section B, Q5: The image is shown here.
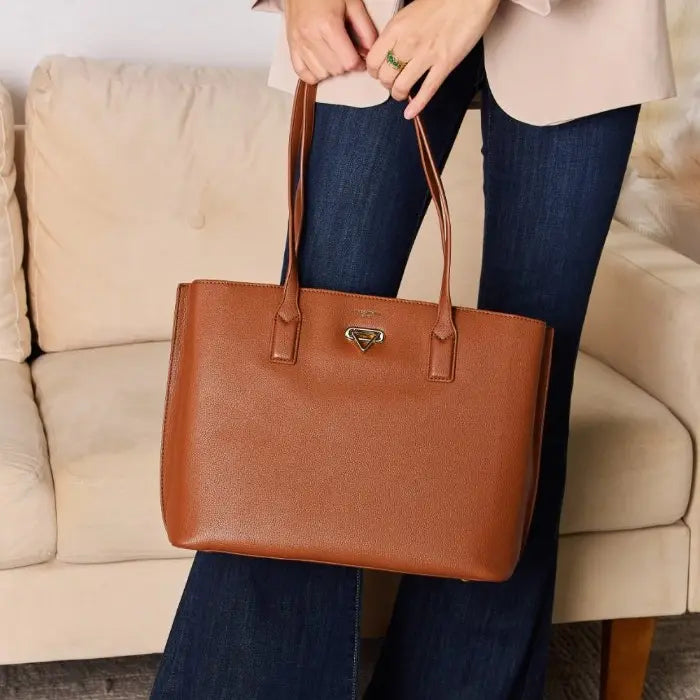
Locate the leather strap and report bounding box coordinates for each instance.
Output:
[411,111,457,381]
[272,81,457,381]
[270,82,315,364]
[291,81,316,256]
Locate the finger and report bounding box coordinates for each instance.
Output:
[290,50,318,85]
[301,46,330,82]
[390,56,431,102]
[376,43,412,91]
[365,25,396,79]
[346,0,378,53]
[377,55,403,91]
[404,66,448,119]
[313,35,346,76]
[319,21,364,73]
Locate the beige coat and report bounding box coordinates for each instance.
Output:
[252,0,676,125]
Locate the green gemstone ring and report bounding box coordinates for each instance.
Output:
[386,49,408,72]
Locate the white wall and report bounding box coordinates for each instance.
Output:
[0,1,280,121]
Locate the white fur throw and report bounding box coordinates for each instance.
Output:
[615,0,700,263]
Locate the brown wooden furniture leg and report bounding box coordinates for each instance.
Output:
[600,617,655,700]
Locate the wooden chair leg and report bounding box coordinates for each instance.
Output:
[600,617,655,700]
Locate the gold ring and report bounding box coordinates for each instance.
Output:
[386,49,408,72]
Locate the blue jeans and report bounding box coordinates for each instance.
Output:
[152,43,639,699]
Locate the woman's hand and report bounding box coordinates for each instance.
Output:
[366,0,500,119]
[285,0,379,84]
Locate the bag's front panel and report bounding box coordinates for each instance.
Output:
[162,280,549,581]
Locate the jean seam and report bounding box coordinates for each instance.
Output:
[480,82,494,268]
[483,82,494,178]
[350,568,362,700]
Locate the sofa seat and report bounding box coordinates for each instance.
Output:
[31,341,693,565]
[31,342,186,564]
[561,352,693,534]
[0,360,55,570]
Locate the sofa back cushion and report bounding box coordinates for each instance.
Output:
[25,57,293,351]
[24,56,485,352]
[0,84,30,361]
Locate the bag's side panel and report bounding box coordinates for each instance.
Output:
[519,326,555,553]
[160,284,191,533]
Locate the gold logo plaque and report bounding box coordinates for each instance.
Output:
[344,327,385,353]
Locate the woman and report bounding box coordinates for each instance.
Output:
[152,1,674,697]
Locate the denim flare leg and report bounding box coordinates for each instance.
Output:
[151,42,639,700]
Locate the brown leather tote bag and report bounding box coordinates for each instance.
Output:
[160,81,554,582]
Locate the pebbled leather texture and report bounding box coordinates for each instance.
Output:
[160,82,554,581]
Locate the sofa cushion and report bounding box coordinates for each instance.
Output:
[25,57,292,352]
[0,84,30,361]
[560,352,693,534]
[31,342,188,564]
[0,360,55,569]
[31,342,691,564]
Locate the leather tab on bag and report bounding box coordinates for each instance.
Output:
[270,308,301,363]
[429,329,457,382]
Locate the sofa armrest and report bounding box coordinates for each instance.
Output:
[581,221,700,611]
[0,360,55,569]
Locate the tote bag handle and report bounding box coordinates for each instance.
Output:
[271,81,457,382]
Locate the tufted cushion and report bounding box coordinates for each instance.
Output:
[0,84,30,361]
[25,57,291,352]
[0,360,55,569]
[31,341,691,564]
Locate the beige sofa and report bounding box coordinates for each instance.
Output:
[1,57,699,697]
